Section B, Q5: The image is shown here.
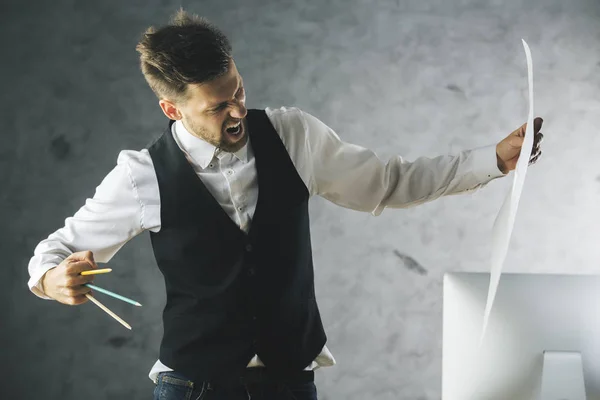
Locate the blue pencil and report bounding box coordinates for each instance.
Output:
[84,283,142,307]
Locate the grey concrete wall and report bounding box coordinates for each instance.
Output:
[2,0,599,399]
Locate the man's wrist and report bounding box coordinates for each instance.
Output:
[496,153,508,174]
[40,271,48,294]
[39,267,56,297]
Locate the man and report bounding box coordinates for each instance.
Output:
[27,8,543,400]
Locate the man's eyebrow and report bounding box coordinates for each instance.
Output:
[208,101,228,110]
[205,78,244,111]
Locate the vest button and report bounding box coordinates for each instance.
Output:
[247,268,256,276]
[245,244,253,252]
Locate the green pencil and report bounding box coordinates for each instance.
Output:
[84,283,142,307]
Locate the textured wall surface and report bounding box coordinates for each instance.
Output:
[2,0,599,399]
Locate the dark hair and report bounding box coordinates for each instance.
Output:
[135,8,232,104]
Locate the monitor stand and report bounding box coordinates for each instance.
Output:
[540,351,586,400]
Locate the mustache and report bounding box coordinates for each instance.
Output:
[224,119,243,126]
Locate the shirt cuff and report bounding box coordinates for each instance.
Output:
[469,144,507,183]
[28,264,57,300]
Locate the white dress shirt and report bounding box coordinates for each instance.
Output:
[27,106,505,383]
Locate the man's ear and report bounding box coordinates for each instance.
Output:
[159,99,183,120]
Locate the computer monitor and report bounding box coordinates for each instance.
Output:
[443,272,600,400]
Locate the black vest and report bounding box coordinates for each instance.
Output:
[146,109,327,383]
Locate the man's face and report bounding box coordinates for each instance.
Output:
[160,58,248,153]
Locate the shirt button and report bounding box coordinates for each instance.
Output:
[245,244,253,252]
[228,170,234,175]
[238,206,244,211]
[209,163,214,168]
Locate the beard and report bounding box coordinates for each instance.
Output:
[184,117,248,153]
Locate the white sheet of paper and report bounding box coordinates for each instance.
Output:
[479,39,535,345]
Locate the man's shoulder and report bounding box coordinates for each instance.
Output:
[115,148,155,176]
[263,105,304,119]
[259,107,314,191]
[117,148,152,163]
[262,106,307,140]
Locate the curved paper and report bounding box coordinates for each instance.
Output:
[479,39,535,346]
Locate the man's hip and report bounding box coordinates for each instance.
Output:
[153,367,318,400]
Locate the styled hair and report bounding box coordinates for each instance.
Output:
[135,8,232,104]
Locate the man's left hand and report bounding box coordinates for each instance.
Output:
[496,117,544,174]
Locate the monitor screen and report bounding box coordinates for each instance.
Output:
[443,272,600,400]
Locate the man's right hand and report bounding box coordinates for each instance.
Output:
[41,251,98,305]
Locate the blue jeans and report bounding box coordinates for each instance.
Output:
[153,371,318,400]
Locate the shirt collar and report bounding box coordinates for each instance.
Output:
[173,120,248,169]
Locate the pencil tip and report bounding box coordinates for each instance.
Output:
[135,303,142,307]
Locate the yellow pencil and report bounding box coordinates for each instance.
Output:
[81,268,112,276]
[85,293,132,330]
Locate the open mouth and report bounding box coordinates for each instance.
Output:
[225,121,242,136]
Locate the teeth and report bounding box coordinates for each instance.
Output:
[227,122,241,129]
